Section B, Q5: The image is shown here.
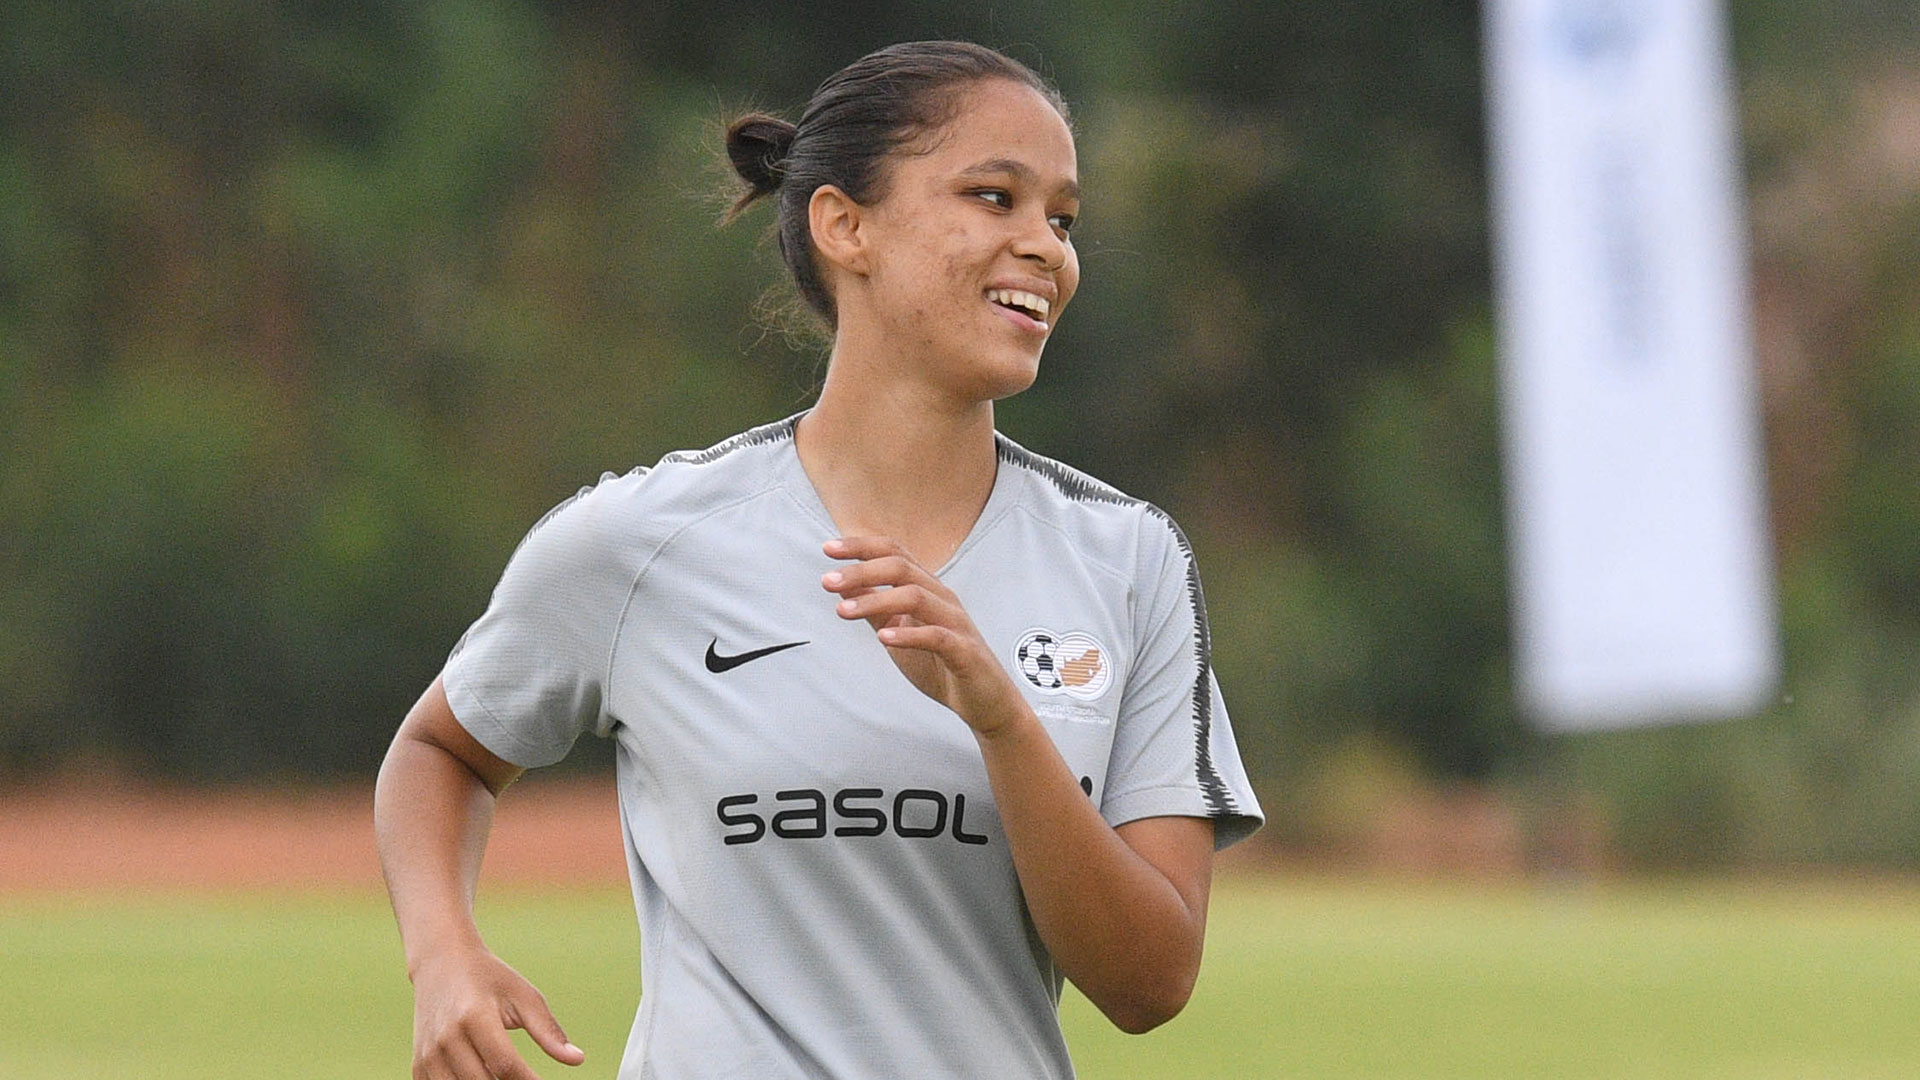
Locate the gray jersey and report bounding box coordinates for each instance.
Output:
[443,415,1263,1080]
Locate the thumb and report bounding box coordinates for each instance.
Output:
[510,993,586,1067]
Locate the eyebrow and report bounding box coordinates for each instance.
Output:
[958,157,1081,202]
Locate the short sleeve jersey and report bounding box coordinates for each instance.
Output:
[443,415,1263,1080]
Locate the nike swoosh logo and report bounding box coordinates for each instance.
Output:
[705,638,809,673]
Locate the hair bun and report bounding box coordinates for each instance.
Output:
[725,113,797,196]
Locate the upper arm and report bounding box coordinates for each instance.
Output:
[393,676,524,796]
[439,476,644,769]
[1104,511,1264,849]
[1115,815,1215,930]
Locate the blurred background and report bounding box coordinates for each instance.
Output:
[6,1,1920,1076]
[7,0,1920,869]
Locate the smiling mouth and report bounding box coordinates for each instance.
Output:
[987,287,1050,328]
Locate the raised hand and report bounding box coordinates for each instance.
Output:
[820,536,1023,733]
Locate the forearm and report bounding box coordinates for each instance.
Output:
[818,537,1211,1029]
[373,732,500,977]
[971,697,1205,1033]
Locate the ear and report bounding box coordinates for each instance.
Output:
[808,184,870,278]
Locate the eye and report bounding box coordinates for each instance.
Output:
[973,189,1011,208]
[1049,212,1076,234]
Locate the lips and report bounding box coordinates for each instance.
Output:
[988,300,1047,334]
[986,287,1049,321]
[985,285,1054,333]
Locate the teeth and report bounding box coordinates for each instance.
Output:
[988,288,1049,318]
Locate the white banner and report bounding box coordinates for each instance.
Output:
[1484,0,1777,730]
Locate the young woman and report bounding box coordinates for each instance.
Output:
[375,40,1262,1080]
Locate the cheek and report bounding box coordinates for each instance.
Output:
[933,239,987,309]
[873,218,991,323]
[936,225,976,272]
[939,250,973,285]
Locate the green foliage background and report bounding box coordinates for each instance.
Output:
[3,1,1919,865]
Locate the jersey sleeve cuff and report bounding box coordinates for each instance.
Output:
[441,654,568,770]
[1101,783,1266,852]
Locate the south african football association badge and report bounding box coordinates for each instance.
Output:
[1012,627,1114,701]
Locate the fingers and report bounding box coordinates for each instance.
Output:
[822,541,964,634]
[819,536,1021,724]
[472,1025,544,1080]
[419,1030,509,1080]
[823,535,917,564]
[821,551,941,595]
[830,582,946,625]
[509,992,587,1067]
[420,1010,580,1080]
[412,953,582,1080]
[876,622,964,653]
[821,534,993,674]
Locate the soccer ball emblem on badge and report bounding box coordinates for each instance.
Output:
[1016,631,1063,690]
[1013,627,1114,699]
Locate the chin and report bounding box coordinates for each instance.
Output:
[975,353,1043,402]
[930,333,1046,404]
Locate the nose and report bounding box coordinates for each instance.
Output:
[1012,212,1070,272]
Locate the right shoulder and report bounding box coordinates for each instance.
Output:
[511,413,803,569]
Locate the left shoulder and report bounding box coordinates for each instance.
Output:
[992,431,1194,577]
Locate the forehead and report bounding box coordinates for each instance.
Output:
[905,79,1077,184]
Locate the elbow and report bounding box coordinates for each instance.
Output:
[1100,968,1197,1035]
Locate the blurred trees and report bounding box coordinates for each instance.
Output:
[2,1,1918,866]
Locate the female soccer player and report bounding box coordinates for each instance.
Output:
[375,40,1262,1080]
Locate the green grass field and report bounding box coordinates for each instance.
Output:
[4,874,1918,1078]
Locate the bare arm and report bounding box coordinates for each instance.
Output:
[374,678,586,1079]
[971,711,1213,1033]
[822,537,1214,1033]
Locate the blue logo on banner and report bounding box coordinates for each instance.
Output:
[1550,0,1650,69]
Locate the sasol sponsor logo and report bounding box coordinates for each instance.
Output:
[716,787,991,846]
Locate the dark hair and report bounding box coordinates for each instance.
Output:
[723,41,1070,327]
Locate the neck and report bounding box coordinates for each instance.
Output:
[795,341,1000,569]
